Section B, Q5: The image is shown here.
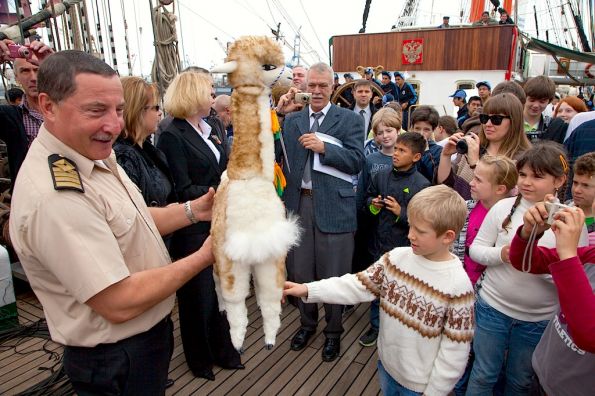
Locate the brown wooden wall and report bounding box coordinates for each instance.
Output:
[331,25,515,72]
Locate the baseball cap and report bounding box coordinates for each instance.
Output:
[476,81,492,90]
[343,73,353,79]
[449,89,467,99]
[393,71,404,79]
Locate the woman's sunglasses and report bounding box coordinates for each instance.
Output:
[479,114,510,125]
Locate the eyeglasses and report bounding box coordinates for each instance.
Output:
[144,105,160,111]
[479,114,510,125]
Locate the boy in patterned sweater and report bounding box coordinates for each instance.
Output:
[284,185,474,395]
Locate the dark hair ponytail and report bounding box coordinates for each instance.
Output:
[501,194,522,232]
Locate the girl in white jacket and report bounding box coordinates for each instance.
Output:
[466,142,589,395]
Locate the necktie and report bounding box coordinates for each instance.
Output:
[359,109,367,131]
[303,112,323,184]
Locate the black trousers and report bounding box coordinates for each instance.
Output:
[286,193,354,338]
[176,266,241,374]
[63,316,173,396]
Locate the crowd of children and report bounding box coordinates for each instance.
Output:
[284,75,594,395]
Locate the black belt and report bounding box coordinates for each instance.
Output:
[301,188,313,197]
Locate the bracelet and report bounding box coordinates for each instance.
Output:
[183,201,198,224]
[464,154,477,169]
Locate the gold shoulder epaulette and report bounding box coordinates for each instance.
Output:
[47,154,85,193]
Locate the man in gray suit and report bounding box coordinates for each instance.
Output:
[281,63,365,362]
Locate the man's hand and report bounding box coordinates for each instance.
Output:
[0,39,15,62]
[551,207,584,260]
[190,187,215,222]
[401,103,407,110]
[27,40,54,65]
[283,281,308,303]
[384,195,401,216]
[371,195,384,209]
[0,39,53,65]
[372,96,381,105]
[520,196,553,239]
[299,133,325,154]
[197,236,215,265]
[276,87,304,115]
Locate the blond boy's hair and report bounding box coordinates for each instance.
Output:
[371,107,402,135]
[408,185,467,235]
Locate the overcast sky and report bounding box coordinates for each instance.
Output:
[120,0,591,77]
[123,0,472,75]
[22,0,592,77]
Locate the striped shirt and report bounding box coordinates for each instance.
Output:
[19,96,43,147]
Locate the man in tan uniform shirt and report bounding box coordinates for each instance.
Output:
[9,50,215,395]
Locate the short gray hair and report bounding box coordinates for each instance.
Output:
[307,63,334,83]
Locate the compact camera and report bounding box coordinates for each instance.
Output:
[8,44,32,60]
[544,200,572,225]
[294,92,312,105]
[455,132,474,155]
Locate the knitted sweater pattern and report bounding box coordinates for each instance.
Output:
[306,247,474,395]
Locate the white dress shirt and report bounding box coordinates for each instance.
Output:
[187,118,221,163]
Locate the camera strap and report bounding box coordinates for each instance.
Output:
[521,224,539,273]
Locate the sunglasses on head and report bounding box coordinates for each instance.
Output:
[479,114,510,125]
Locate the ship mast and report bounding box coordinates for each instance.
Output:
[392,0,422,29]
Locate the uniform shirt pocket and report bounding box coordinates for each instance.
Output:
[107,202,142,258]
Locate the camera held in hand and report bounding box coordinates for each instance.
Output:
[455,132,475,155]
[456,139,469,155]
[294,92,312,105]
[544,200,572,225]
[8,44,32,60]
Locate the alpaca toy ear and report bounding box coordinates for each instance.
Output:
[356,66,365,77]
[374,65,384,77]
[211,61,238,74]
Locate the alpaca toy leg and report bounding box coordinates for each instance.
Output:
[253,257,285,349]
[212,267,226,313]
[219,262,252,352]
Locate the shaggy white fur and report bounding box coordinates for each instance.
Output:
[210,36,299,352]
[223,177,300,265]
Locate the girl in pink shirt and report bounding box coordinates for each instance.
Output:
[453,155,518,285]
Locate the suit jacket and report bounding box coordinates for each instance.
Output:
[349,102,378,135]
[157,118,227,256]
[0,105,29,190]
[282,105,364,233]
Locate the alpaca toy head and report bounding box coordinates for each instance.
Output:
[211,36,291,90]
[356,65,384,79]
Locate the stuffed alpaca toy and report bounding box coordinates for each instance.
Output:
[210,36,300,351]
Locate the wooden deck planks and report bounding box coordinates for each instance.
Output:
[3,290,380,395]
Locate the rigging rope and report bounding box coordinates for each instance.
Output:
[151,4,180,93]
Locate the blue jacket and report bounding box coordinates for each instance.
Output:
[395,82,418,108]
[380,81,399,98]
[281,105,365,233]
[365,165,430,260]
[416,141,442,183]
